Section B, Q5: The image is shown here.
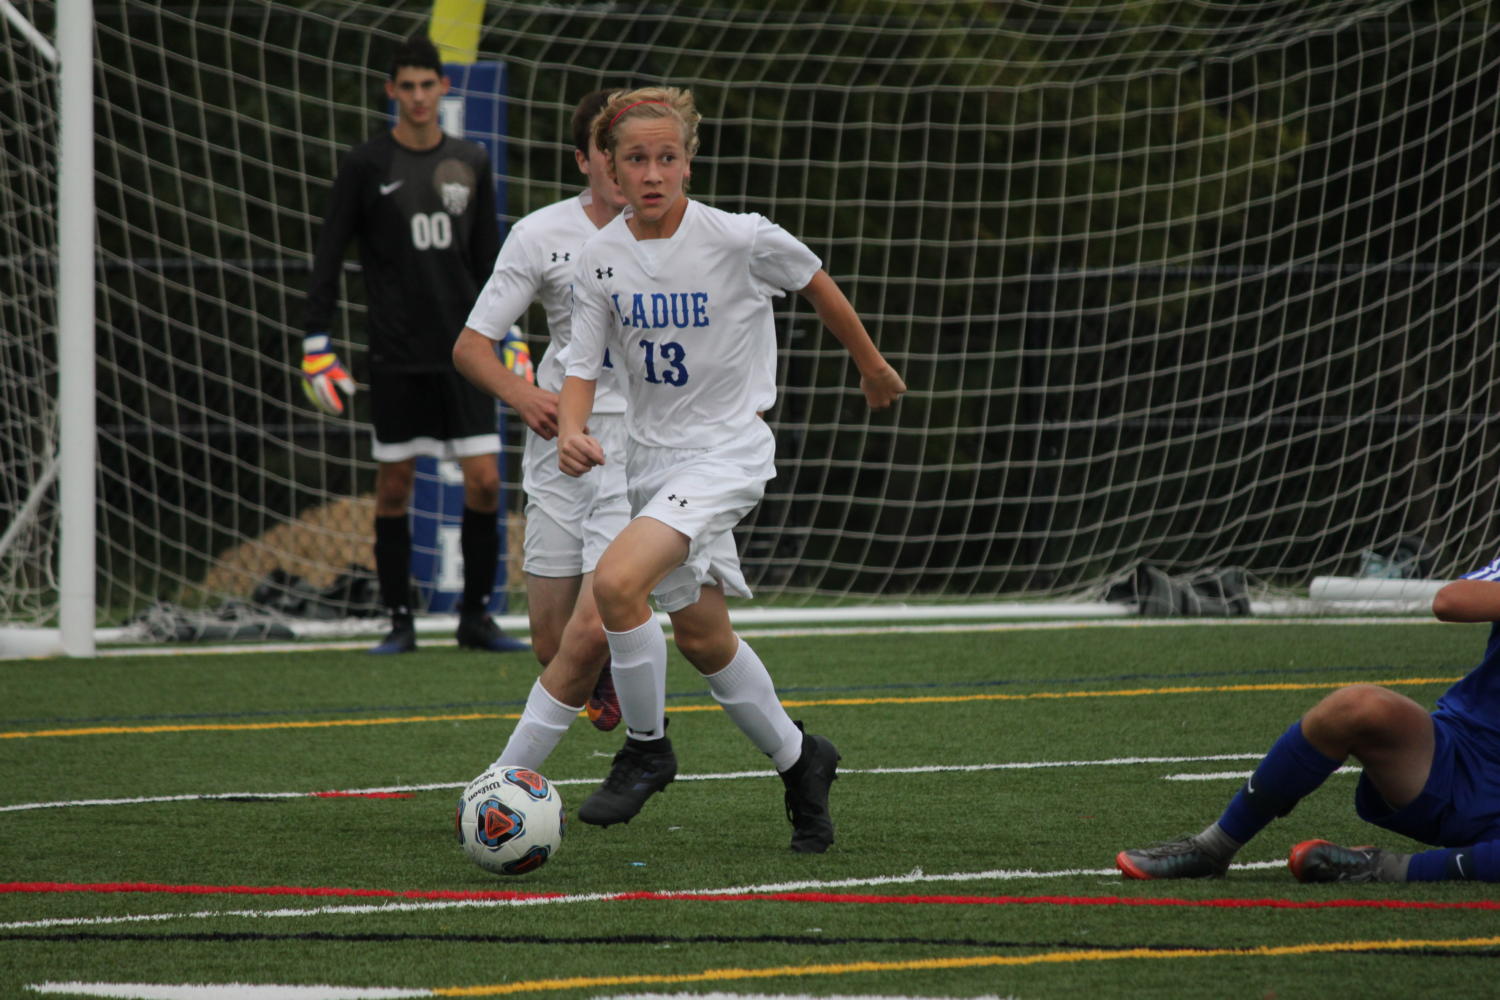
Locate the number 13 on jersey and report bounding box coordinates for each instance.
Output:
[638,338,688,386]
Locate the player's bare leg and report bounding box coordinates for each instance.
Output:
[524,573,581,669]
[1302,684,1434,806]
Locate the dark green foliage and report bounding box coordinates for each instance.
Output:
[10,1,1498,613]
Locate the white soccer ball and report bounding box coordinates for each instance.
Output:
[455,766,565,876]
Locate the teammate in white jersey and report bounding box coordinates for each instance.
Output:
[453,91,631,769]
[556,87,906,852]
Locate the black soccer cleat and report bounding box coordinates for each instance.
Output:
[455,614,530,653]
[368,624,417,655]
[781,724,840,853]
[577,736,678,826]
[1116,836,1230,880]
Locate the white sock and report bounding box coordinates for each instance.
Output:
[492,679,581,772]
[703,638,802,770]
[606,617,669,740]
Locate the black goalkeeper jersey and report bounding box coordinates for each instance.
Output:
[303,130,499,372]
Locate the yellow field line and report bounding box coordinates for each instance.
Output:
[432,934,1500,995]
[0,713,521,739]
[1,678,1457,740]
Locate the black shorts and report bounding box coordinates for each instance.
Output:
[368,368,500,462]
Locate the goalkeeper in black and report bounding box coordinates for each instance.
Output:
[300,33,525,654]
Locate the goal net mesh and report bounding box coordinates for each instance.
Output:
[2,0,1497,628]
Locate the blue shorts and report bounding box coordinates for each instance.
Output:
[1355,714,1500,846]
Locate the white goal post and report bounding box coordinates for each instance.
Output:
[2,1,1498,651]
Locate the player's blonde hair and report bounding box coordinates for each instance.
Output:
[592,86,702,161]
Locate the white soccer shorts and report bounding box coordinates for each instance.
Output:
[625,419,775,613]
[521,413,631,578]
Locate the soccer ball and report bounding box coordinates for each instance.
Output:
[499,325,534,384]
[455,766,565,876]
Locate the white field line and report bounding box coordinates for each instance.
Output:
[0,754,1265,814]
[80,614,1437,659]
[1165,766,1361,782]
[0,860,1287,932]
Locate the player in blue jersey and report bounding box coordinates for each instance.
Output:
[554,87,906,852]
[1118,557,1500,882]
[301,34,525,655]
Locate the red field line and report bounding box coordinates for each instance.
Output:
[626,891,1500,911]
[309,791,415,799]
[5,881,1499,911]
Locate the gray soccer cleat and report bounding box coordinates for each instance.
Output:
[1117,836,1230,880]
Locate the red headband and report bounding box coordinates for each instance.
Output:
[609,99,670,129]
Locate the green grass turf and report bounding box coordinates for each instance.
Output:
[1,620,1496,998]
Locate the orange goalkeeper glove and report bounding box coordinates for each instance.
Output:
[301,333,355,415]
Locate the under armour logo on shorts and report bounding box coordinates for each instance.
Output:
[596,267,613,278]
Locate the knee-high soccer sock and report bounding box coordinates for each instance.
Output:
[460,506,499,617]
[702,638,803,771]
[1210,721,1343,849]
[605,617,669,742]
[374,514,412,624]
[493,679,581,772]
[1406,841,1500,882]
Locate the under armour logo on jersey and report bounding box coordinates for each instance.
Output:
[596,267,613,279]
[667,494,689,508]
[552,251,571,262]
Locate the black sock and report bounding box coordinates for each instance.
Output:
[626,717,671,750]
[780,731,815,781]
[374,514,412,623]
[626,733,672,752]
[460,506,499,617]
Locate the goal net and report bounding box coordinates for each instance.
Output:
[3,0,1498,636]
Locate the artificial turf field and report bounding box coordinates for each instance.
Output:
[3,618,1499,998]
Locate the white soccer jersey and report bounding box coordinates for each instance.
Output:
[465,191,624,413]
[563,200,821,450]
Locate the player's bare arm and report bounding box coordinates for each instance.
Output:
[798,269,906,409]
[1432,579,1500,623]
[557,374,605,477]
[452,327,560,439]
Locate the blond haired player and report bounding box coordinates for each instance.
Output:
[556,86,906,852]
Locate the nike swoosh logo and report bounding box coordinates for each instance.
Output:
[379,180,404,195]
[1246,775,1256,795]
[1456,853,1468,878]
